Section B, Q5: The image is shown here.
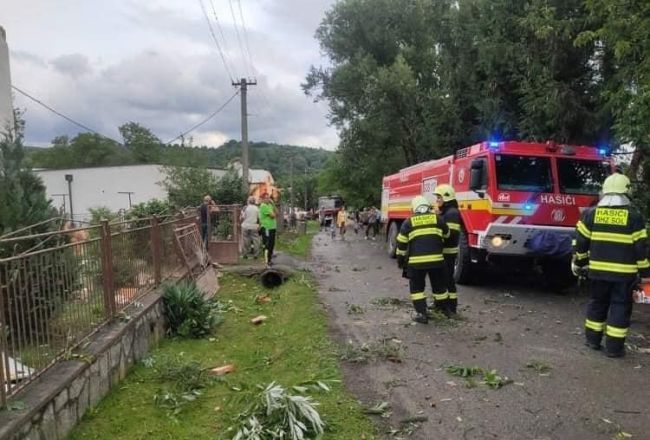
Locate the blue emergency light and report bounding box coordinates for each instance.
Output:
[598,148,607,155]
[489,141,500,149]
[524,203,534,211]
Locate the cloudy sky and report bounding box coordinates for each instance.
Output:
[3,0,338,149]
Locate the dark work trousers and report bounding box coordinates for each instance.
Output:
[408,267,447,316]
[585,279,635,354]
[443,255,458,313]
[260,228,277,265]
[201,223,209,250]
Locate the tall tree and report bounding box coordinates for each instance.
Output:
[119,122,162,163]
[0,110,56,252]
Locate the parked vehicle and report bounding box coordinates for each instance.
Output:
[381,141,614,286]
[318,195,343,227]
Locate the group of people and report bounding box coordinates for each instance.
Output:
[199,192,278,268]
[240,193,278,267]
[398,173,647,358]
[332,206,380,240]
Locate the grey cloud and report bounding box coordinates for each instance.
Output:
[50,53,92,77]
[10,0,339,150]
[10,50,47,68]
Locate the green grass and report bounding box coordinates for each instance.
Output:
[275,220,319,258]
[68,240,376,439]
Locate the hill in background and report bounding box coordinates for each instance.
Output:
[26,139,333,183]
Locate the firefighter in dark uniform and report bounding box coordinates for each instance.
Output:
[434,184,461,315]
[573,173,650,357]
[396,196,450,324]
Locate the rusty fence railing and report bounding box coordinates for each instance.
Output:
[0,214,193,407]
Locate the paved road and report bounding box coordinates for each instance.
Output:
[312,227,650,440]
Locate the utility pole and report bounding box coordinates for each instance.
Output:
[118,191,135,208]
[65,174,74,226]
[233,78,257,195]
[304,167,308,211]
[289,155,294,212]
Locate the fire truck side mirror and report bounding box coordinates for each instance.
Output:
[470,159,487,195]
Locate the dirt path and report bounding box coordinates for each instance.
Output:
[312,226,650,440]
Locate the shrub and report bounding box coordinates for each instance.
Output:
[162,282,222,338]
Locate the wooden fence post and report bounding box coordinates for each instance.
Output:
[151,216,162,285]
[100,220,116,319]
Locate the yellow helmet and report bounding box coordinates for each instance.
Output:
[602,173,631,195]
[411,195,431,213]
[434,184,456,202]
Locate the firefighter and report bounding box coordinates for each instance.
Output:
[396,195,450,324]
[434,184,461,315]
[573,172,650,357]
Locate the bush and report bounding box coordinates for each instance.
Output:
[162,282,222,338]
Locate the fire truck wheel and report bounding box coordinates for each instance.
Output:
[540,259,575,291]
[454,228,475,285]
[387,222,399,258]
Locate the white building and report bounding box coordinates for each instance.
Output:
[35,164,275,221]
[0,26,14,132]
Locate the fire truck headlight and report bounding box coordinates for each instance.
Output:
[491,236,504,248]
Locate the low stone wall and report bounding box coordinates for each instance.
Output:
[0,291,166,440]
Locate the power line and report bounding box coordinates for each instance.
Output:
[229,0,250,76]
[208,0,242,78]
[11,84,123,145]
[198,0,235,81]
[165,89,240,145]
[236,0,255,73]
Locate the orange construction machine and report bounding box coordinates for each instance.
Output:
[381,141,614,285]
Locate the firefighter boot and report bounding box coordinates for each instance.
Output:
[448,293,458,315]
[584,322,604,351]
[412,299,429,324]
[605,326,627,358]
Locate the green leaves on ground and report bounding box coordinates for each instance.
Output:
[230,381,330,440]
[446,364,512,390]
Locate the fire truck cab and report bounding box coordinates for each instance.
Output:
[381,141,613,285]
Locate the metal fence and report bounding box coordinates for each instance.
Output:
[0,214,193,407]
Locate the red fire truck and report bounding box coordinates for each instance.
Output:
[381,141,613,285]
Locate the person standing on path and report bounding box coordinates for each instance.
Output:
[241,196,260,259]
[259,193,277,267]
[434,184,461,315]
[573,172,650,357]
[396,196,449,324]
[366,207,378,240]
[337,205,347,240]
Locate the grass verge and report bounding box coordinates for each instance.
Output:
[275,220,319,258]
[68,235,376,439]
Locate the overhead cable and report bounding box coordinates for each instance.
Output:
[165,89,240,145]
[198,0,235,81]
[11,85,123,145]
[236,0,255,74]
[229,0,250,76]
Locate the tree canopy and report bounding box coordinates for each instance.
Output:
[305,0,625,205]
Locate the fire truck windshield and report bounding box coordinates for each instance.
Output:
[557,159,610,195]
[495,155,552,192]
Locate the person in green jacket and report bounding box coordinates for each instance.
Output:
[259,192,277,267]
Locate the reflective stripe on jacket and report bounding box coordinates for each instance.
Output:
[396,212,449,269]
[574,205,650,281]
[441,205,461,255]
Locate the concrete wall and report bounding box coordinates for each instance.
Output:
[36,165,170,220]
[36,164,274,221]
[0,26,14,132]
